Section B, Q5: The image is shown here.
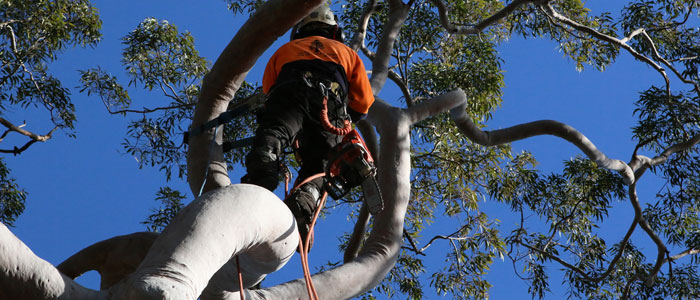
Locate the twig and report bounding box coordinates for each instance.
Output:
[517,240,592,280]
[402,228,425,256]
[664,248,700,263]
[417,224,471,253]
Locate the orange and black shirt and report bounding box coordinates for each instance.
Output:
[262,36,374,117]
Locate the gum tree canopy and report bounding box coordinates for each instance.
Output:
[1,0,700,299]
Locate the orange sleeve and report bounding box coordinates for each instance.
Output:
[262,51,278,94]
[346,50,374,115]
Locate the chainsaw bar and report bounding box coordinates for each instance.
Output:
[361,175,384,215]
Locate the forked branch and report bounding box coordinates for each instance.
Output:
[0,119,59,155]
[430,0,546,34]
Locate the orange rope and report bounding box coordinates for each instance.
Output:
[284,169,291,199]
[285,173,326,300]
[301,191,326,300]
[320,97,352,136]
[236,255,244,300]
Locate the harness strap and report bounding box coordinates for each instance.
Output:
[184,93,266,144]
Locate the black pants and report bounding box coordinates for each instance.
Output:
[244,81,348,191]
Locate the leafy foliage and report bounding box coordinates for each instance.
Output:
[0,0,100,225]
[507,0,621,71]
[78,18,209,181]
[223,0,265,15]
[0,0,101,135]
[141,187,186,232]
[0,158,26,227]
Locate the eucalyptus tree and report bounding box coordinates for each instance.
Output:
[1,0,699,299]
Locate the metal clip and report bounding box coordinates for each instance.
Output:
[317,81,329,98]
[302,72,314,88]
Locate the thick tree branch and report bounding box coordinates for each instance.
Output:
[344,120,381,262]
[438,90,635,184]
[57,232,157,290]
[0,224,103,300]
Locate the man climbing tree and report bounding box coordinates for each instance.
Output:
[242,3,375,247]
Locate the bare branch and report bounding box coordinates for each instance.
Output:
[388,70,413,106]
[369,0,411,94]
[439,90,635,184]
[400,228,426,256]
[344,204,371,262]
[0,123,59,155]
[638,30,700,95]
[361,44,376,60]
[416,224,472,253]
[665,248,700,263]
[158,78,185,103]
[105,102,195,115]
[429,0,542,35]
[0,19,20,28]
[629,133,700,177]
[669,55,699,63]
[349,0,379,52]
[57,232,157,290]
[0,118,56,142]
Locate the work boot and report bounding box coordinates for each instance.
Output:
[284,179,322,251]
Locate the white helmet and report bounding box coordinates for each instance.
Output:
[297,3,337,30]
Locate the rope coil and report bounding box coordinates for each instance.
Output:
[320,96,352,136]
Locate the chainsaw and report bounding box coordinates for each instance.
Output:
[324,129,384,215]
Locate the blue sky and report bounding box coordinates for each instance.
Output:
[5,1,675,299]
